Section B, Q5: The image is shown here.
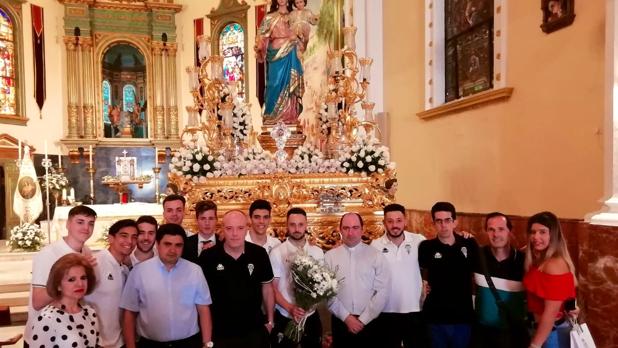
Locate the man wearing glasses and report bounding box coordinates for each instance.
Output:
[418,202,478,348]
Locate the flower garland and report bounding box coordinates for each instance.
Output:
[170,146,221,182]
[339,136,395,176]
[40,168,69,191]
[9,223,44,252]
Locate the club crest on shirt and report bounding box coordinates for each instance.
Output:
[107,273,114,280]
[461,246,468,258]
[216,263,224,271]
[248,263,255,275]
[405,244,411,254]
[382,248,389,253]
[434,252,442,259]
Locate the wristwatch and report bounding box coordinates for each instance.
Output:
[203,341,214,348]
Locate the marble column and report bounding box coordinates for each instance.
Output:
[167,44,179,139]
[64,37,79,139]
[81,37,96,139]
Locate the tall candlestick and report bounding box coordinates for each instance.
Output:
[155,147,159,164]
[62,188,67,201]
[17,139,21,161]
[70,187,75,201]
[58,153,62,168]
[89,145,93,168]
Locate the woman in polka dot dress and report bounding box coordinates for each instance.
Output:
[29,254,100,348]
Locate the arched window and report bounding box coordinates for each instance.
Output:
[122,84,136,112]
[219,23,244,83]
[102,80,111,123]
[0,8,15,115]
[0,1,24,125]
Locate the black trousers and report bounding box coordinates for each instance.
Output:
[271,309,322,348]
[471,324,530,348]
[214,327,270,348]
[373,312,430,348]
[331,315,380,348]
[138,333,201,348]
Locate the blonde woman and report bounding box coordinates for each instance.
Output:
[523,212,576,348]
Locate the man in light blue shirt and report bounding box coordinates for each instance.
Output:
[120,223,213,348]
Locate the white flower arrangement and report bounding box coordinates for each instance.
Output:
[169,145,222,182]
[40,168,69,191]
[231,96,252,142]
[285,253,339,342]
[339,136,395,176]
[318,102,330,137]
[288,144,341,174]
[9,223,44,252]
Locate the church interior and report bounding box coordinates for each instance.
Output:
[1,0,617,346]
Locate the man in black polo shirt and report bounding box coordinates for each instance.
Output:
[199,209,275,348]
[473,212,527,348]
[418,201,478,348]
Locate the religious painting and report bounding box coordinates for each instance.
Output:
[219,23,245,85]
[445,0,493,102]
[18,176,36,199]
[102,44,147,139]
[541,0,575,34]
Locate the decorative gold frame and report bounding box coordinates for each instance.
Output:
[93,33,154,145]
[207,0,250,100]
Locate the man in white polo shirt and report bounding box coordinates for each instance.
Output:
[246,199,281,254]
[269,207,324,348]
[24,205,97,347]
[370,203,428,348]
[85,219,138,348]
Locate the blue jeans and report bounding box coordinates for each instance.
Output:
[542,321,571,348]
[429,324,472,348]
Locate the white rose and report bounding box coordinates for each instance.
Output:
[192,163,200,172]
[369,165,376,172]
[357,161,364,168]
[203,164,211,170]
[195,153,203,161]
[365,155,372,162]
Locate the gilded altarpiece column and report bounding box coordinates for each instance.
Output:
[152,42,165,140]
[64,37,79,139]
[166,45,179,139]
[81,37,96,139]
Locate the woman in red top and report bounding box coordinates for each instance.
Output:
[523,211,576,348]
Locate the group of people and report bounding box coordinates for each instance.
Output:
[21,193,578,348]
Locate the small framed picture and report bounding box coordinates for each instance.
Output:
[541,0,575,34]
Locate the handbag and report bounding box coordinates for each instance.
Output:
[569,317,596,348]
[478,249,530,347]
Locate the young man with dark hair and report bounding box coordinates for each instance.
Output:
[130,215,158,266]
[86,219,138,348]
[269,207,324,348]
[370,203,428,348]
[121,224,213,348]
[183,200,218,263]
[25,205,98,347]
[419,202,478,348]
[200,210,275,348]
[326,212,391,348]
[162,194,186,226]
[246,199,281,254]
[473,212,527,348]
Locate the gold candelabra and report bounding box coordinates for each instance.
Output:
[323,26,378,157]
[184,35,244,155]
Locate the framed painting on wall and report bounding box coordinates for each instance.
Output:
[541,0,575,34]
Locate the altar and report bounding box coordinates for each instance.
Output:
[51,203,163,247]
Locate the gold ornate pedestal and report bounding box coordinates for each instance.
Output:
[170,171,394,249]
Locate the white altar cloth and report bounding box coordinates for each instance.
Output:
[52,203,163,246]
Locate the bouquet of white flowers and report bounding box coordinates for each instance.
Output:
[9,223,44,252]
[170,146,221,182]
[285,253,338,342]
[40,168,69,190]
[339,136,395,176]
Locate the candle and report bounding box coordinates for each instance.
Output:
[17,139,21,161]
[70,187,75,200]
[89,145,93,168]
[58,153,62,168]
[62,188,67,200]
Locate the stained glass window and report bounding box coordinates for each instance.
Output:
[219,23,244,83]
[122,84,136,112]
[444,0,493,102]
[102,80,111,123]
[0,8,15,115]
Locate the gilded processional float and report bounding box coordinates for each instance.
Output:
[173,19,395,249]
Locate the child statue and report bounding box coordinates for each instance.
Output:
[289,0,319,54]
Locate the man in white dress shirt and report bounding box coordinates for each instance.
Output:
[269,207,324,348]
[85,219,138,348]
[129,215,158,267]
[325,212,391,348]
[370,203,429,348]
[246,199,281,254]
